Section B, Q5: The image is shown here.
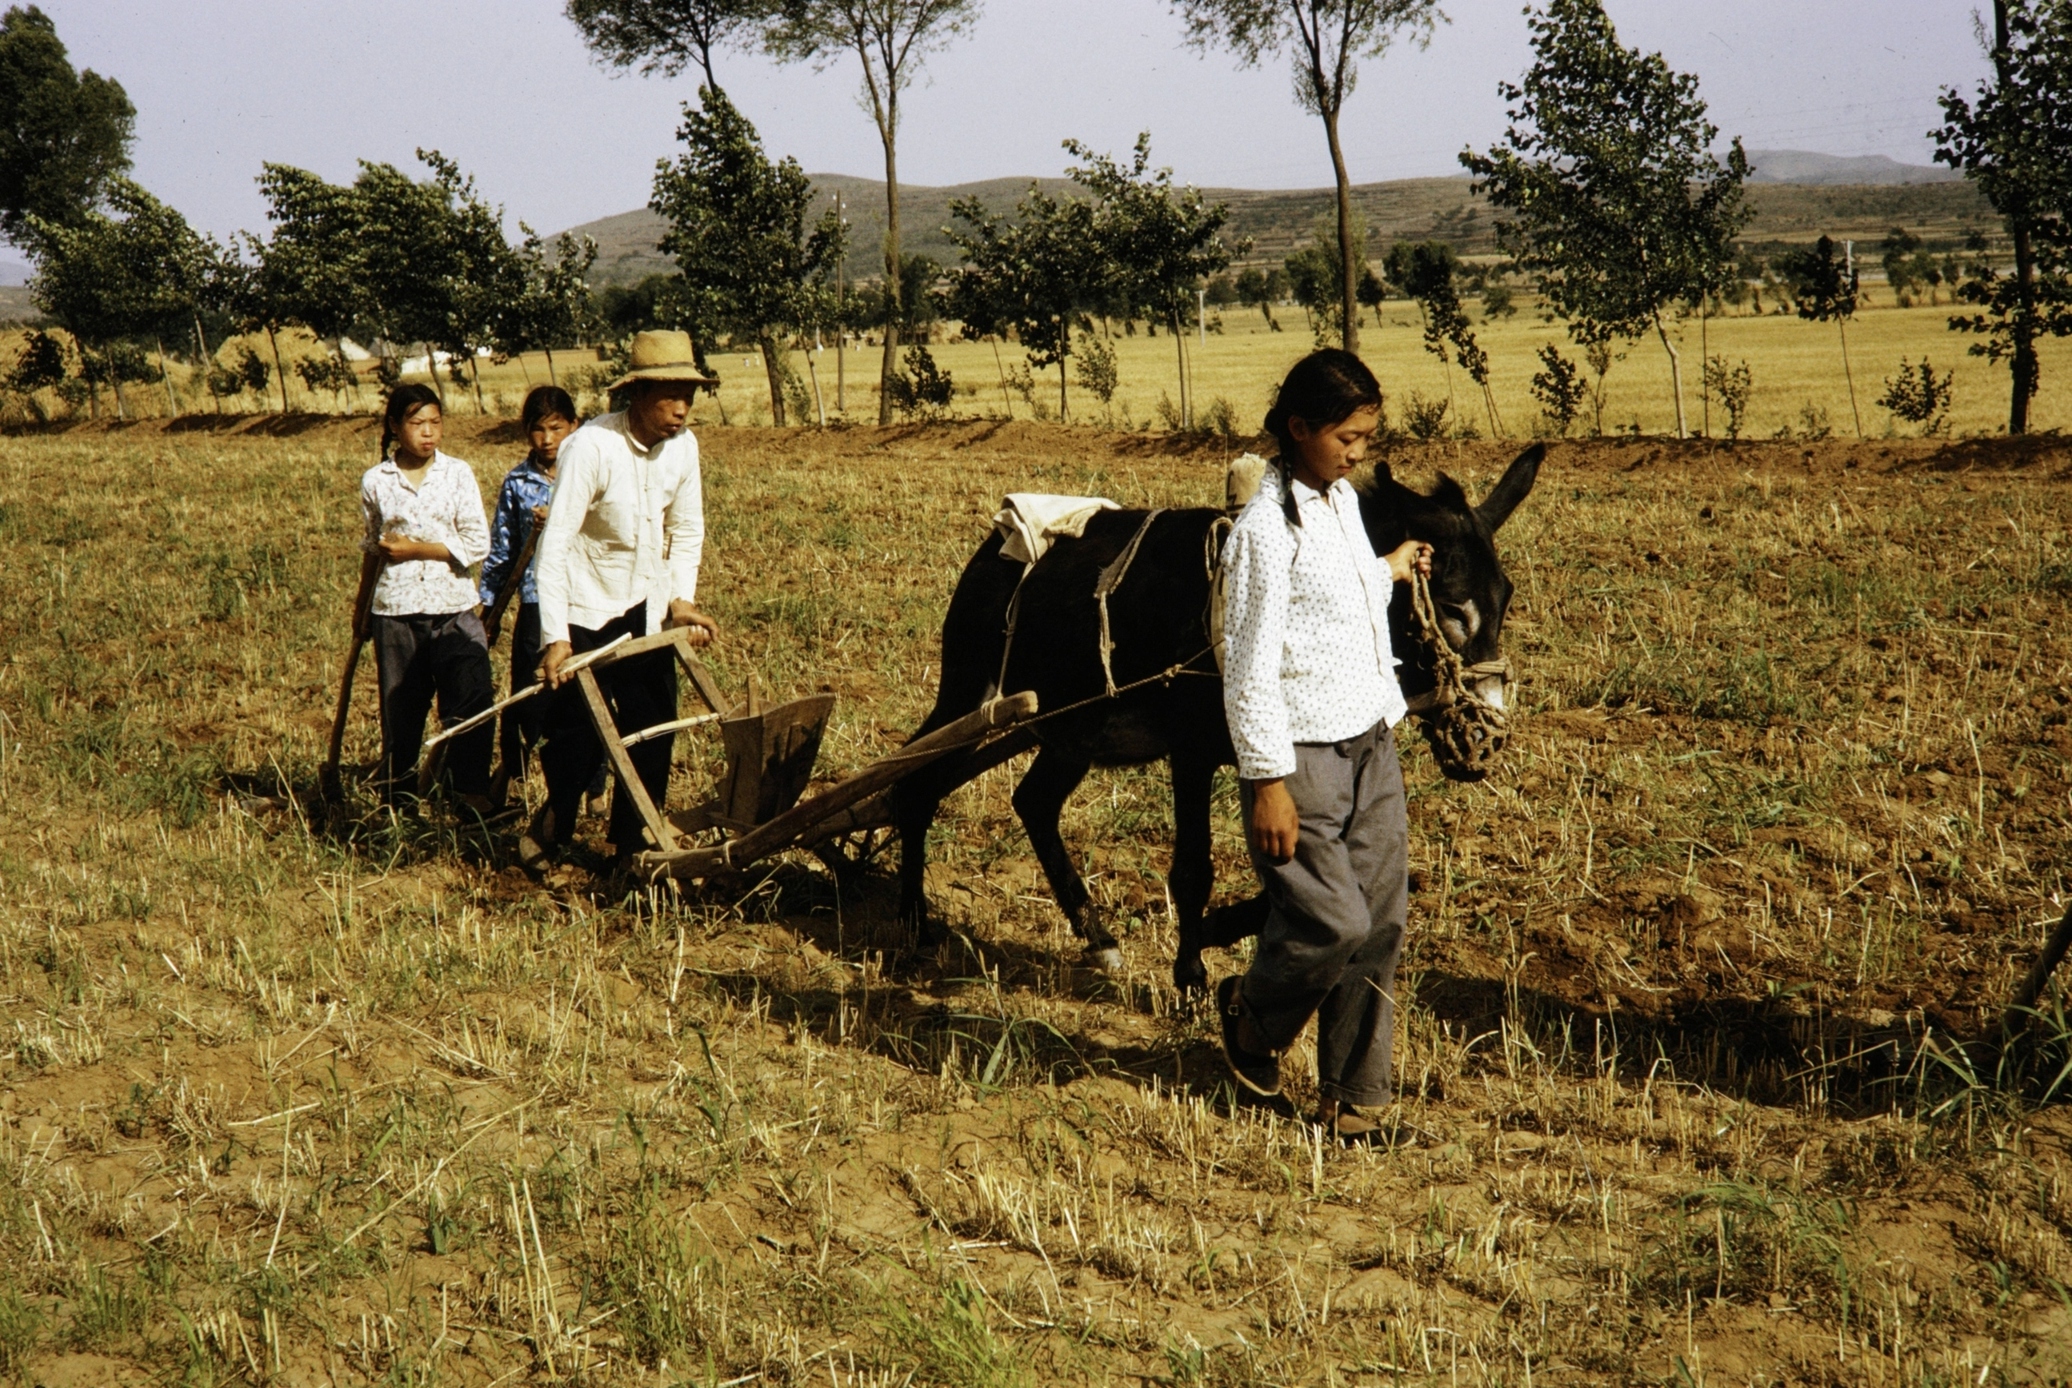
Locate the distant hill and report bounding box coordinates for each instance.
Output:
[1746,149,1959,186]
[564,167,1994,288]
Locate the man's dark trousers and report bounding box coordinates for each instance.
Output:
[540,603,678,853]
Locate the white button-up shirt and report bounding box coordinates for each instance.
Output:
[535,412,705,645]
[1220,466,1407,781]
[360,451,490,618]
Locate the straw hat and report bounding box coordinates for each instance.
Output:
[608,329,719,391]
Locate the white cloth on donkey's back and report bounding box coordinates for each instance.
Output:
[992,493,1119,566]
[360,450,490,618]
[1219,465,1406,782]
[534,412,704,646]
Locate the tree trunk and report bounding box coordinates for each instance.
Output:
[470,353,487,415]
[544,346,558,388]
[1172,309,1189,429]
[991,338,1012,418]
[1654,315,1687,438]
[195,315,219,415]
[1700,302,1710,438]
[1323,103,1359,354]
[1995,0,2038,434]
[266,326,290,414]
[423,342,446,409]
[760,336,789,426]
[156,339,180,416]
[805,335,827,427]
[1057,334,1069,423]
[877,109,902,426]
[1839,317,1863,438]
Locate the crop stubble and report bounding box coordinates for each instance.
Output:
[0,417,2070,1385]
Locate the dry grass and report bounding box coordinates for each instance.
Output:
[2,417,2072,1386]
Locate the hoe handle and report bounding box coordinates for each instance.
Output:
[323,568,382,787]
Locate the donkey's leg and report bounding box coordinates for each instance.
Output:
[893,727,1039,949]
[1168,752,1218,993]
[1011,746,1121,970]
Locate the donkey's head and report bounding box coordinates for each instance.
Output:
[1360,443,1542,780]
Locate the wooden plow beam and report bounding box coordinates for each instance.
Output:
[634,691,1040,883]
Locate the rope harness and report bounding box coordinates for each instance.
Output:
[991,505,1513,781]
[1403,567,1512,779]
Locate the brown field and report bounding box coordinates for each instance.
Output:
[1,417,2071,1386]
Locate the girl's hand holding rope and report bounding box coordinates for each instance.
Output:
[1385,541,1433,584]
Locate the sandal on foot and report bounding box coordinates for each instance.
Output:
[1216,976,1282,1098]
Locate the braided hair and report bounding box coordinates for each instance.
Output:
[1260,349,1383,527]
[379,384,442,462]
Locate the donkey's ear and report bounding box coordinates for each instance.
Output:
[1477,443,1544,532]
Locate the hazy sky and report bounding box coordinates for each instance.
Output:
[40,0,1990,245]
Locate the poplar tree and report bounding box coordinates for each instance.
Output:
[767,0,982,423]
[1462,0,1747,438]
[1173,0,1443,354]
[0,5,134,242]
[566,0,777,91]
[1933,0,2072,434]
[651,86,845,424]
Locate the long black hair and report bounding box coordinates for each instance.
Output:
[521,384,577,434]
[1262,349,1384,526]
[379,384,442,461]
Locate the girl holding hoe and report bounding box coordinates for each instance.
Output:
[479,385,578,805]
[1216,349,1431,1143]
[351,384,496,810]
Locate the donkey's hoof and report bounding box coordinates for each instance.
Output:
[1172,951,1208,994]
[1084,945,1125,974]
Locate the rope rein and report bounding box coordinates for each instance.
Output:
[1404,567,1512,778]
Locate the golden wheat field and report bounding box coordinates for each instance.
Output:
[13,290,2072,444]
[2,414,2071,1387]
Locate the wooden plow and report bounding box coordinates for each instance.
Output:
[442,625,1039,883]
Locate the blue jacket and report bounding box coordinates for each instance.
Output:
[479,457,555,607]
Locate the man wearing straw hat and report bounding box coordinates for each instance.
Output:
[522,329,721,871]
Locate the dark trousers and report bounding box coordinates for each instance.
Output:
[540,603,677,852]
[500,602,549,776]
[1240,720,1409,1107]
[372,610,494,802]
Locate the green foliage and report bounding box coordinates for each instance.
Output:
[9,326,65,392]
[1878,357,1955,435]
[1529,342,1586,437]
[1402,392,1450,440]
[1174,0,1443,347]
[1702,355,1755,440]
[650,85,844,424]
[293,353,358,401]
[944,183,1100,420]
[1778,235,1859,323]
[1880,226,1944,306]
[1934,2,2072,430]
[503,227,600,359]
[0,5,134,243]
[26,177,213,354]
[206,346,269,402]
[885,343,955,420]
[1066,133,1242,330]
[1072,332,1119,413]
[1462,0,1748,430]
[565,0,776,90]
[1284,211,1381,345]
[1386,238,1501,432]
[881,1275,1031,1388]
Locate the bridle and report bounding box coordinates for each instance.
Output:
[1403,567,1512,780]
